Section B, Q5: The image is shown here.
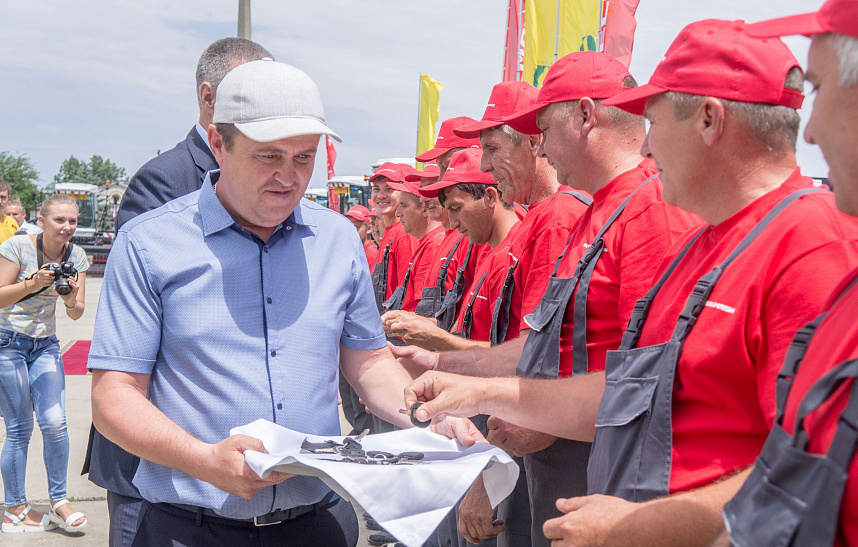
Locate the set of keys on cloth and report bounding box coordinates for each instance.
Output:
[300,421,427,465]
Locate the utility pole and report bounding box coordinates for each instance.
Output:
[238,0,251,39]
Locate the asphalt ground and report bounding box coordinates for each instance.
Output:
[0,277,387,546]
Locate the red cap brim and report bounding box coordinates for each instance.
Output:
[453,119,503,139]
[745,12,824,38]
[503,102,545,135]
[416,179,458,198]
[386,180,421,196]
[415,147,450,162]
[601,83,668,115]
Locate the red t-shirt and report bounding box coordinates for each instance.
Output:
[507,188,590,335]
[454,226,520,341]
[400,226,446,312]
[420,229,464,294]
[781,268,858,547]
[372,221,417,300]
[364,240,378,273]
[635,170,858,494]
[553,161,701,376]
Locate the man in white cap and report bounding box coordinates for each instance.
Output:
[88,59,482,546]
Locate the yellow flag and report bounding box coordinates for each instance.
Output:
[559,0,601,57]
[417,74,444,169]
[523,0,601,88]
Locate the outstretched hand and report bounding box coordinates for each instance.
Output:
[542,494,638,546]
[404,371,488,423]
[432,415,487,446]
[388,342,439,377]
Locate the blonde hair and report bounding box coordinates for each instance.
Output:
[40,194,79,217]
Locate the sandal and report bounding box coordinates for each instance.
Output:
[49,499,87,532]
[2,504,57,533]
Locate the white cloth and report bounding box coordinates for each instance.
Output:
[233,419,519,547]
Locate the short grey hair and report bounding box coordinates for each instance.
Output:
[6,198,24,213]
[195,38,273,108]
[828,33,858,87]
[664,66,804,154]
[556,76,645,131]
[481,124,525,146]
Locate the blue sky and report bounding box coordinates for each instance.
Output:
[0,0,827,190]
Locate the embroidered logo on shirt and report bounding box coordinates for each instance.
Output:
[705,301,736,314]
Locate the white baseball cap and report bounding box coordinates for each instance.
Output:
[213,58,342,142]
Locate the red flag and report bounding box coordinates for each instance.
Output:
[503,0,523,81]
[325,135,336,180]
[600,0,641,68]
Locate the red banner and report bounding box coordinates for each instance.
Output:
[503,0,523,81]
[326,135,337,180]
[601,0,641,68]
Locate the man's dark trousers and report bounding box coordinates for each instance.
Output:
[130,497,358,547]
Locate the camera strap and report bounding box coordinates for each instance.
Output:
[16,234,75,304]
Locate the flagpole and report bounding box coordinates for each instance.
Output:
[555,0,561,62]
[416,74,423,160]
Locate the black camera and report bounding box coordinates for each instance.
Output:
[43,262,78,296]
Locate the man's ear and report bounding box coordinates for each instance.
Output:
[527,133,542,157]
[578,97,597,137]
[696,97,726,148]
[484,186,500,208]
[208,125,225,164]
[199,81,216,114]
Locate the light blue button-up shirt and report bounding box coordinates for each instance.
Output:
[88,171,386,518]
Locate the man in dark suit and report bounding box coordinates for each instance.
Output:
[115,37,272,229]
[87,37,273,546]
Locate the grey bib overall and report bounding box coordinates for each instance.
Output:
[415,235,464,318]
[383,242,434,312]
[589,188,822,502]
[435,243,476,332]
[516,181,652,545]
[371,241,391,314]
[723,273,858,547]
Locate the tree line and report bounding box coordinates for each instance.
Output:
[0,152,128,212]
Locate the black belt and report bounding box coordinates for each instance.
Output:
[160,491,339,527]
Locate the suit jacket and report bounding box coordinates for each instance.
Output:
[115,128,218,230]
[86,127,217,497]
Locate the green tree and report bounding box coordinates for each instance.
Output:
[0,151,40,210]
[52,155,127,188]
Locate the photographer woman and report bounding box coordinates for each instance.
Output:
[0,194,88,533]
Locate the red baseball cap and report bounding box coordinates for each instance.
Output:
[454,81,538,139]
[344,204,371,223]
[386,179,422,197]
[505,51,633,134]
[404,162,441,182]
[368,162,418,183]
[746,0,858,39]
[418,148,497,198]
[415,117,481,162]
[602,19,804,115]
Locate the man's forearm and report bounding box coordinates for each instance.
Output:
[414,327,490,352]
[342,346,418,429]
[436,333,529,377]
[614,468,751,547]
[478,372,605,442]
[91,370,212,480]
